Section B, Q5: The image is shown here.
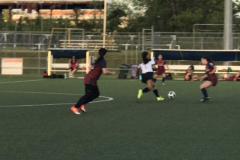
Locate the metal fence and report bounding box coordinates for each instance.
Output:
[2,31,240,51]
[1,31,240,76]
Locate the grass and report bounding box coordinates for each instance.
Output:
[0,76,240,160]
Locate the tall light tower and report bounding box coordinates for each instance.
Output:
[224,0,233,50]
[103,0,107,47]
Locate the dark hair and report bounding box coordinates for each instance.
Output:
[142,52,150,64]
[190,65,194,71]
[94,48,107,64]
[202,57,213,63]
[71,57,76,64]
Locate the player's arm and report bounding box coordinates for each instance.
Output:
[209,66,217,74]
[100,60,115,75]
[165,64,170,72]
[102,68,115,75]
[135,67,139,79]
[87,65,92,73]
[199,74,208,81]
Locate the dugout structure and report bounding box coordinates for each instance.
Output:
[151,49,240,75]
[47,49,90,76]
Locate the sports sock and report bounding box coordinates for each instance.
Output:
[143,88,150,93]
[201,88,208,98]
[153,78,157,82]
[153,89,159,97]
[162,78,165,83]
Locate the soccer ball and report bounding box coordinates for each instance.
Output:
[168,91,176,99]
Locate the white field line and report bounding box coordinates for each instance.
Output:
[0,79,43,84]
[0,91,114,108]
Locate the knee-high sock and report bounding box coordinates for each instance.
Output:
[201,88,208,98]
[143,87,150,93]
[162,78,165,83]
[153,89,159,97]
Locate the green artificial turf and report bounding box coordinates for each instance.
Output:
[0,77,240,160]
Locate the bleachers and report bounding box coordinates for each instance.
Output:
[60,40,119,51]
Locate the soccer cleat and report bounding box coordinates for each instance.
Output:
[200,97,210,102]
[137,90,143,99]
[71,106,81,115]
[80,105,86,113]
[157,97,164,101]
[162,83,166,85]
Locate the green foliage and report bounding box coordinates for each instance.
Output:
[130,0,226,32]
[0,0,239,32]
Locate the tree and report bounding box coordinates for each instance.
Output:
[72,8,85,28]
[107,0,132,31]
[129,0,225,32]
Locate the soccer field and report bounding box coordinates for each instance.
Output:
[0,77,240,160]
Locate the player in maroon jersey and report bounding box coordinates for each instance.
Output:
[184,65,193,81]
[184,65,198,81]
[68,56,79,78]
[71,48,116,115]
[198,57,218,102]
[154,54,170,85]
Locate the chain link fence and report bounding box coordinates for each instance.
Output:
[1,31,240,76]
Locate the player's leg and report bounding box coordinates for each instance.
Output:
[138,79,152,99]
[200,81,212,102]
[152,83,164,101]
[71,68,77,78]
[153,74,158,83]
[162,73,166,85]
[185,74,190,81]
[72,68,77,74]
[69,67,73,78]
[71,84,94,114]
[234,72,240,81]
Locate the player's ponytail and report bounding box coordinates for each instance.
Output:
[190,65,194,71]
[142,52,150,64]
[203,57,213,63]
[94,48,107,64]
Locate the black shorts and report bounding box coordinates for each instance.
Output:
[141,72,153,84]
[69,67,78,71]
[189,75,192,80]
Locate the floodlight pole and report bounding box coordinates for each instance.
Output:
[103,0,107,48]
[224,0,233,50]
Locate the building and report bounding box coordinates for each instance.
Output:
[0,0,104,20]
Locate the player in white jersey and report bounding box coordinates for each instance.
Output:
[135,52,164,101]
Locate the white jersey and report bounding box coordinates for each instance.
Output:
[138,59,155,74]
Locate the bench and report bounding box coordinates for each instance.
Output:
[51,63,87,73]
[163,65,240,74]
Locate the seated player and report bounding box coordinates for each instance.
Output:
[154,54,170,85]
[184,65,199,81]
[224,71,240,81]
[184,65,194,81]
[68,56,78,78]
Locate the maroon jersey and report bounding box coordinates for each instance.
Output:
[206,62,218,86]
[70,60,78,68]
[155,59,166,75]
[156,60,166,71]
[84,59,106,86]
